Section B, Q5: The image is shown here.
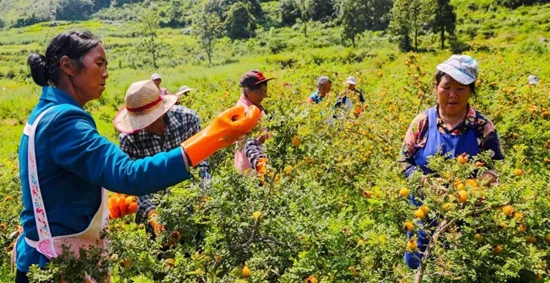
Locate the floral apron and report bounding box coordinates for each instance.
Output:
[12,106,110,282]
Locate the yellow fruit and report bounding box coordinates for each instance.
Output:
[253,211,261,220]
[475,161,485,167]
[165,258,175,268]
[242,265,250,278]
[407,239,418,250]
[514,169,524,176]
[453,181,462,188]
[514,212,524,220]
[502,205,514,216]
[474,233,484,243]
[493,245,503,254]
[457,155,468,164]
[545,233,550,244]
[518,224,527,232]
[420,205,429,214]
[357,239,365,246]
[284,165,293,175]
[442,203,454,211]
[362,190,372,199]
[457,184,465,191]
[305,275,318,283]
[399,188,409,198]
[4,195,13,202]
[526,235,537,244]
[120,258,132,268]
[291,135,301,147]
[403,221,414,231]
[466,179,477,187]
[457,191,469,203]
[414,209,425,219]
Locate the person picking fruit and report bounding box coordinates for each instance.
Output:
[398,55,504,269]
[113,79,211,237]
[15,31,260,283]
[234,70,273,177]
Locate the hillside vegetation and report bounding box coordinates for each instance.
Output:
[0,0,550,282]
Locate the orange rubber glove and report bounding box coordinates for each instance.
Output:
[256,158,268,176]
[182,105,261,166]
[148,210,166,236]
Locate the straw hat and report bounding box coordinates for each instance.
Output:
[113,80,178,134]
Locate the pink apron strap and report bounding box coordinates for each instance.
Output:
[25,106,59,258]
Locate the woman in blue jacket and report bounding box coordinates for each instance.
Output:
[14,31,259,283]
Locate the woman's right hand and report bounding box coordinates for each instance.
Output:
[181,105,261,166]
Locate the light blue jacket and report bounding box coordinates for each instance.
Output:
[16,86,190,272]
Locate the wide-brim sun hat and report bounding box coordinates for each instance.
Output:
[175,85,193,95]
[113,80,178,134]
[436,55,479,85]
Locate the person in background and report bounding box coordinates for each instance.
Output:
[398,54,504,269]
[175,85,193,106]
[307,76,331,104]
[151,73,170,96]
[14,30,260,283]
[234,70,273,177]
[334,76,365,117]
[114,80,211,237]
[528,74,539,85]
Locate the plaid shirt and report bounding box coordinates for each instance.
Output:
[118,105,211,234]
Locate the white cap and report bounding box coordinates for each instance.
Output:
[528,75,539,85]
[151,73,162,80]
[175,86,193,95]
[345,76,357,85]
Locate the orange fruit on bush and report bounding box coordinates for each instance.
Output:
[457,155,468,164]
[493,245,503,254]
[514,169,524,176]
[414,208,425,219]
[403,221,414,231]
[457,191,469,203]
[125,196,136,206]
[526,236,537,244]
[242,265,251,278]
[457,183,465,191]
[4,195,13,202]
[291,135,301,147]
[545,233,550,244]
[475,161,484,167]
[0,223,6,231]
[466,179,477,187]
[502,205,514,216]
[420,205,429,214]
[407,239,418,250]
[305,275,318,283]
[127,202,138,214]
[362,190,372,199]
[442,203,454,211]
[120,258,132,268]
[399,188,409,198]
[357,239,365,246]
[165,258,175,268]
[518,224,527,232]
